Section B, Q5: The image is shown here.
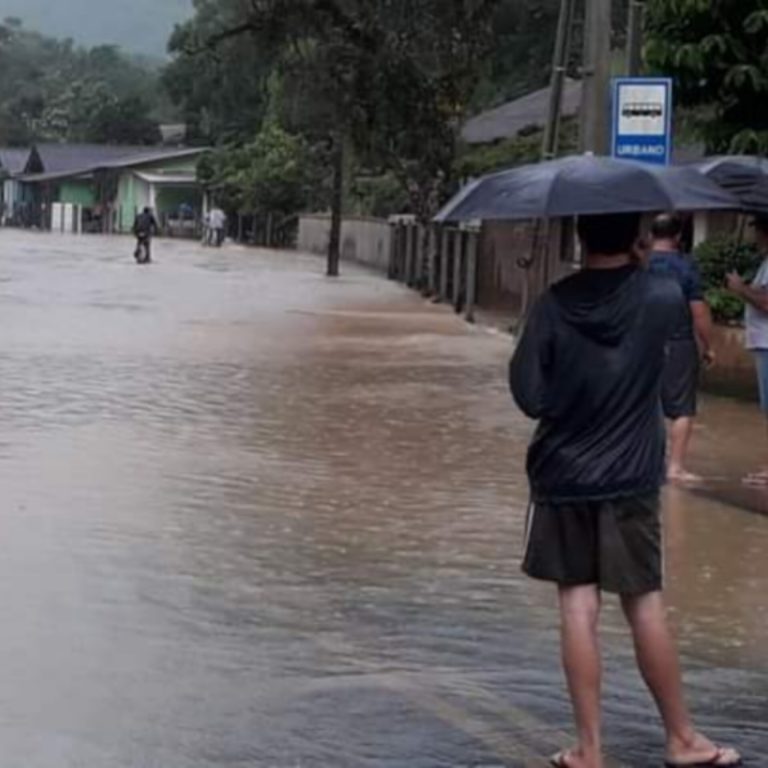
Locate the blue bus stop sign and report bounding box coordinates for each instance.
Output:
[612,78,673,165]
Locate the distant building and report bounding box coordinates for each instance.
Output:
[461,80,583,145]
[13,143,209,235]
[0,147,33,224]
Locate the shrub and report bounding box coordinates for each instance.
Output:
[693,236,762,324]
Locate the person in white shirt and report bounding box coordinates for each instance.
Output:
[209,207,227,247]
[727,214,768,484]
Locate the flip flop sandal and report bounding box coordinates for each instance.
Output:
[550,751,578,768]
[743,472,768,486]
[665,746,743,768]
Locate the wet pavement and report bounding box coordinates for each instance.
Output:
[0,230,765,768]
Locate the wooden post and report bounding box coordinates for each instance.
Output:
[413,225,425,288]
[453,231,464,312]
[387,220,397,279]
[465,229,479,323]
[427,226,437,296]
[403,224,413,285]
[440,227,451,301]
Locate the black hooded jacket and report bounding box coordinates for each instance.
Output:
[509,265,686,503]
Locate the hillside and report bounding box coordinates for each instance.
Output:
[0,0,192,56]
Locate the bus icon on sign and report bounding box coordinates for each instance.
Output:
[621,102,664,119]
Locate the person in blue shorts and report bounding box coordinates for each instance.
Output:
[648,213,714,483]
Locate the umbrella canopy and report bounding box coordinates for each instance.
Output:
[691,155,768,213]
[435,154,739,224]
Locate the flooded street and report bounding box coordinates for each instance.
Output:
[0,230,765,768]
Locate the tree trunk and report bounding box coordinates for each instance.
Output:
[327,134,344,278]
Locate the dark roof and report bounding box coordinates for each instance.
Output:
[0,147,32,176]
[25,143,153,175]
[97,147,207,170]
[19,170,95,184]
[462,79,583,145]
[19,145,209,183]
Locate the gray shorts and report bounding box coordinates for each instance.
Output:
[522,494,663,595]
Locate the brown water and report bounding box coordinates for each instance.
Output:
[0,231,764,767]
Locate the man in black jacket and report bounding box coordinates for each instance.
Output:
[510,213,740,768]
[132,207,158,264]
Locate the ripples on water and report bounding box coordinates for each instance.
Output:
[0,233,764,767]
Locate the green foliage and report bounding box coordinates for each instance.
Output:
[164,0,274,144]
[469,0,628,112]
[694,236,762,324]
[349,173,410,219]
[165,0,500,220]
[0,19,164,145]
[199,122,319,216]
[645,0,768,153]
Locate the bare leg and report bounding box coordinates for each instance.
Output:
[667,417,699,482]
[743,415,768,484]
[621,592,741,766]
[556,585,603,768]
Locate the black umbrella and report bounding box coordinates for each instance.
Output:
[435,154,739,223]
[691,155,768,213]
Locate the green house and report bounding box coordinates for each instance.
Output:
[18,144,209,234]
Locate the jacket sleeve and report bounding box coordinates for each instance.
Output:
[509,296,554,419]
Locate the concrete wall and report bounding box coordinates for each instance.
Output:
[702,325,758,400]
[298,214,391,272]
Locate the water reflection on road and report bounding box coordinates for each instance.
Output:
[0,232,765,767]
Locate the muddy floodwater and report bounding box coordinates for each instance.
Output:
[0,231,765,768]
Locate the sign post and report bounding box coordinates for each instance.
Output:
[611,77,673,165]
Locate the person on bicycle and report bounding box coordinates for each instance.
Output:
[133,207,159,263]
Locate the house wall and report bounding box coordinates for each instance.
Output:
[156,186,202,217]
[59,180,96,207]
[138,156,200,174]
[1,180,21,220]
[116,173,150,233]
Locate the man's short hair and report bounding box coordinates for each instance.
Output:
[650,212,684,241]
[577,213,641,256]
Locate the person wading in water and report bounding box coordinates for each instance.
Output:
[133,207,159,264]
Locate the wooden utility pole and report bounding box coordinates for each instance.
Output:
[626,1,646,76]
[580,0,612,154]
[542,0,576,160]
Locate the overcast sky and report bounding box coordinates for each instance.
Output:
[0,0,193,57]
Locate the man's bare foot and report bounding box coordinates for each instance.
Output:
[668,466,702,484]
[666,731,742,767]
[550,747,602,768]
